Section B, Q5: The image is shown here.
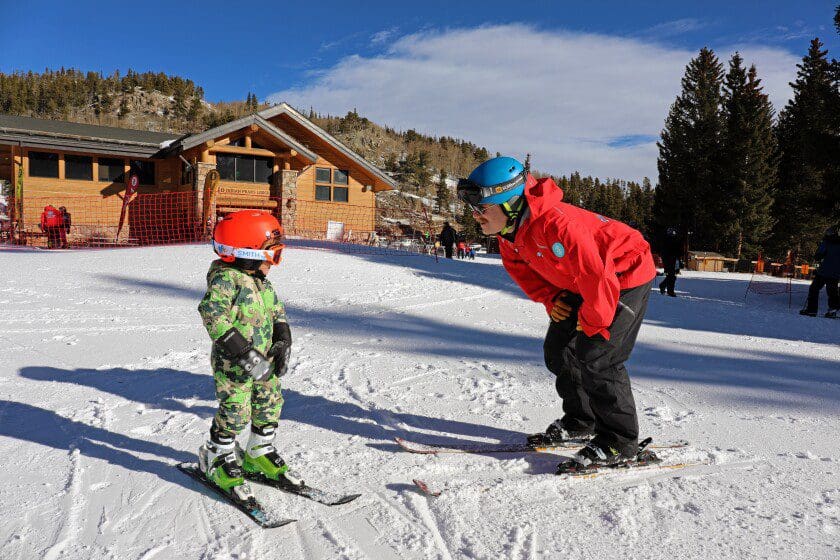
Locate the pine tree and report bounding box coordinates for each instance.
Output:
[457,203,482,240]
[435,168,451,214]
[720,53,776,259]
[835,4,839,34]
[118,95,130,119]
[655,47,725,251]
[773,38,840,256]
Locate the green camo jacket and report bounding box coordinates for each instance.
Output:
[198,260,287,370]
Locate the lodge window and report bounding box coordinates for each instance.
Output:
[315,167,349,202]
[182,160,195,186]
[217,154,273,184]
[99,157,126,182]
[130,160,156,185]
[29,151,59,178]
[65,155,93,180]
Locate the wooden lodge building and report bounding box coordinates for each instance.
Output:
[0,103,396,245]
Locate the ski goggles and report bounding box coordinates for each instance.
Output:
[213,237,286,264]
[456,171,526,212]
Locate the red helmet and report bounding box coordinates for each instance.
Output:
[212,210,285,264]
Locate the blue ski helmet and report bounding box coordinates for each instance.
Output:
[457,156,526,208]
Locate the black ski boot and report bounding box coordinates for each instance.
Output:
[825,308,838,319]
[527,419,594,447]
[799,308,817,317]
[556,438,650,475]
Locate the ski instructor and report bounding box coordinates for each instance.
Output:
[457,156,656,474]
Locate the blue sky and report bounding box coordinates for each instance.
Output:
[2,1,839,180]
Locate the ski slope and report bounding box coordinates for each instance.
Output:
[1,244,838,559]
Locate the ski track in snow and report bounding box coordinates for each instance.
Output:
[1,246,839,559]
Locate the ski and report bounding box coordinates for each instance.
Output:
[411,458,705,496]
[560,457,706,480]
[177,463,295,529]
[556,437,696,478]
[412,478,441,497]
[394,436,689,455]
[244,471,361,506]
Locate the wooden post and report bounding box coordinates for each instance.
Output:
[10,145,20,236]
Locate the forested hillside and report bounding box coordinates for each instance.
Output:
[0,68,654,239]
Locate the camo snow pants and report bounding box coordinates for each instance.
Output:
[212,364,283,437]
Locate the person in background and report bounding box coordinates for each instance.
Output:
[59,206,71,249]
[439,222,456,259]
[469,246,476,260]
[658,227,681,297]
[800,224,840,318]
[457,239,466,259]
[39,205,63,249]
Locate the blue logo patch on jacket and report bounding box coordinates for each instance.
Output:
[552,242,565,258]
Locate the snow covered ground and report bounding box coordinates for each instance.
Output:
[1,244,838,559]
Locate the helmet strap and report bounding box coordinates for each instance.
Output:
[499,196,526,236]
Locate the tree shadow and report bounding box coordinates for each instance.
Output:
[646,274,839,345]
[98,273,545,364]
[14,364,544,464]
[0,399,196,490]
[96,274,205,300]
[282,388,525,445]
[630,341,840,411]
[18,366,216,419]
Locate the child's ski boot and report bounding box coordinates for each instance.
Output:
[198,438,254,500]
[240,425,302,485]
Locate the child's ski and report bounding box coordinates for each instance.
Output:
[243,471,361,506]
[177,463,295,529]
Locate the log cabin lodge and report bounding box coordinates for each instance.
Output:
[0,103,397,245]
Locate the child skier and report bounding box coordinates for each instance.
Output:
[197,210,293,499]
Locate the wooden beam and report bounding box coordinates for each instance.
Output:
[244,135,252,149]
[203,140,215,149]
[248,124,259,133]
[210,145,291,158]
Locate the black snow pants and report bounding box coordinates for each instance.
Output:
[659,256,677,295]
[804,273,840,313]
[543,280,652,456]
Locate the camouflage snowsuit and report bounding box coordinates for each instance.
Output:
[198,260,287,437]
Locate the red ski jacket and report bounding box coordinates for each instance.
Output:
[41,206,62,229]
[499,176,656,340]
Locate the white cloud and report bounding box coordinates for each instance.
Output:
[645,18,707,36]
[268,25,800,182]
[371,27,398,45]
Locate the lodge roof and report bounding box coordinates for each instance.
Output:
[0,106,397,191]
[165,113,318,162]
[0,114,182,157]
[259,103,397,191]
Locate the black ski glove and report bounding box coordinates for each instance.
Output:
[267,322,292,377]
[217,328,272,381]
